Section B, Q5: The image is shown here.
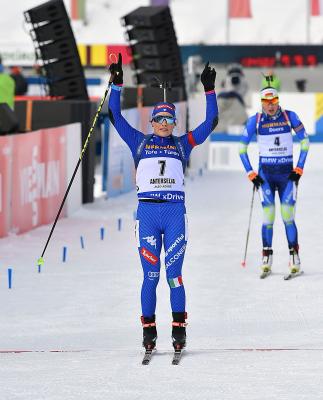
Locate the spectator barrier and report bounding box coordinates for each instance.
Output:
[0,123,81,238]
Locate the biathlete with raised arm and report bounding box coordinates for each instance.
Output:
[108,54,218,350]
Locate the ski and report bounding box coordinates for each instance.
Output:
[172,349,183,365]
[260,270,272,279]
[142,349,154,365]
[284,270,304,280]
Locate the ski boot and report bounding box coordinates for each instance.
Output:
[286,245,303,279]
[172,312,187,350]
[260,247,273,279]
[141,315,157,350]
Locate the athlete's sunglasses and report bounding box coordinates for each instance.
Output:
[151,115,176,125]
[261,97,279,105]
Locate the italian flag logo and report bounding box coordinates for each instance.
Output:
[168,276,183,288]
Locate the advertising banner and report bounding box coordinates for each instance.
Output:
[10,128,67,235]
[40,127,67,225]
[0,124,81,238]
[0,137,12,237]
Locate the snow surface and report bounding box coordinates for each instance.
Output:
[0,170,323,399]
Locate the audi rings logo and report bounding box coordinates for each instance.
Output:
[148,271,160,278]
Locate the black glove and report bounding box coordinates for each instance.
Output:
[109,53,123,85]
[200,62,216,92]
[248,172,264,189]
[288,168,302,184]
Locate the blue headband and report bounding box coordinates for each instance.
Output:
[152,102,176,117]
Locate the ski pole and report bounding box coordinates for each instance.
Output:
[293,182,299,218]
[241,185,256,267]
[37,83,112,268]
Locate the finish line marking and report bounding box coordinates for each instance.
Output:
[1,348,323,354]
[0,350,89,354]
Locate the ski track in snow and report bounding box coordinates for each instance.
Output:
[0,170,322,400]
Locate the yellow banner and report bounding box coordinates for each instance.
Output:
[315,93,323,121]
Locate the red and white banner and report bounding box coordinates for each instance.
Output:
[0,137,12,237]
[10,128,67,234]
[39,127,67,226]
[0,125,79,238]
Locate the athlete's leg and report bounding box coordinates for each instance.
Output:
[135,202,162,318]
[162,202,188,348]
[162,203,188,313]
[258,172,276,248]
[278,178,301,272]
[278,179,298,247]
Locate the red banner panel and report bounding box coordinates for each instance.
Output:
[10,128,67,234]
[0,137,12,237]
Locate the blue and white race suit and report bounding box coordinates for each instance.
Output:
[108,84,218,317]
[239,107,309,248]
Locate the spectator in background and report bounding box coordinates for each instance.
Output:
[215,63,248,132]
[224,63,249,101]
[10,66,28,95]
[0,56,15,109]
[261,70,281,91]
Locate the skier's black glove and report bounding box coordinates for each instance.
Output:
[201,61,216,92]
[288,167,303,184]
[109,53,123,85]
[248,171,264,190]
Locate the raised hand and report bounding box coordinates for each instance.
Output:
[109,53,123,85]
[200,61,216,92]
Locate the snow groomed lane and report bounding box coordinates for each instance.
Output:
[0,170,322,399]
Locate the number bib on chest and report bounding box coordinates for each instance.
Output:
[257,132,293,158]
[136,157,184,194]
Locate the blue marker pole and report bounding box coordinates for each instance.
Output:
[8,268,12,289]
[100,227,105,240]
[118,218,122,231]
[80,236,85,249]
[62,246,67,262]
